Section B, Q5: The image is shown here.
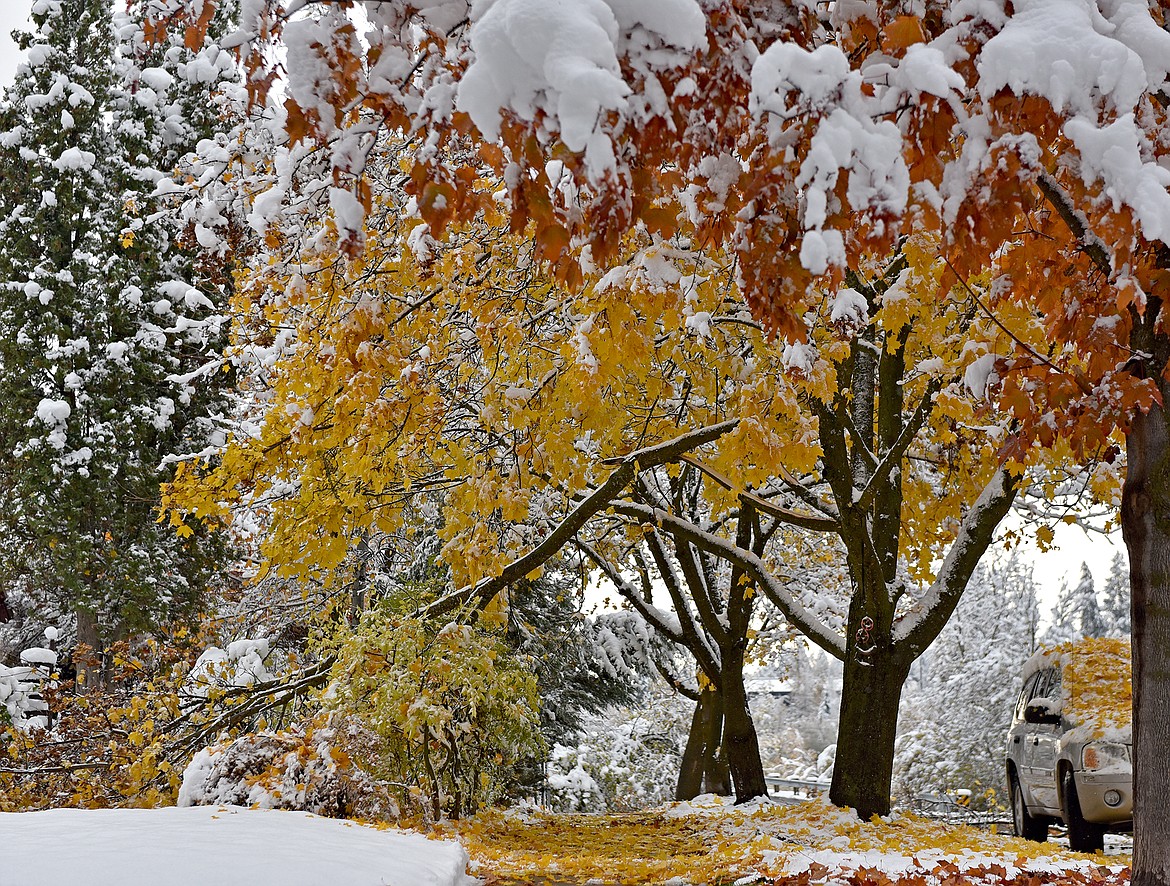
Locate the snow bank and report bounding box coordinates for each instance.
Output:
[1,806,472,886]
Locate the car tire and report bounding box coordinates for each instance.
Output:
[1062,769,1104,853]
[1010,771,1047,842]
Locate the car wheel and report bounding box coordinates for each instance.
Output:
[1062,769,1104,853]
[1010,771,1047,842]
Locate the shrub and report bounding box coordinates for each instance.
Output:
[325,610,543,820]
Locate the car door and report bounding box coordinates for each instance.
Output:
[1027,667,1063,813]
[1008,672,1040,793]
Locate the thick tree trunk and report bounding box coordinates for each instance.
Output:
[830,647,910,819]
[1122,397,1170,886]
[676,687,729,800]
[74,607,103,692]
[721,648,768,802]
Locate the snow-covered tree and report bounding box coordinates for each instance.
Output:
[894,552,1040,805]
[1100,552,1131,637]
[1044,561,1106,646]
[0,0,236,668]
[753,644,842,777]
[544,688,692,813]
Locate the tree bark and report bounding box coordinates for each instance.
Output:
[74,607,103,693]
[830,645,910,819]
[1123,384,1170,886]
[721,646,769,802]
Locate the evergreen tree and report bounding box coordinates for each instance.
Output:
[1044,561,1104,645]
[0,0,236,666]
[894,552,1040,804]
[1100,551,1131,637]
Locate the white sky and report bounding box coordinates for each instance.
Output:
[0,0,1127,613]
[0,2,32,88]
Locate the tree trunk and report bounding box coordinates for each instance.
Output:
[74,607,103,692]
[676,687,726,800]
[1122,395,1170,886]
[830,647,910,819]
[702,706,730,795]
[721,648,768,802]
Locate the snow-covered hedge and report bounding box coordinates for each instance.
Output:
[178,723,398,820]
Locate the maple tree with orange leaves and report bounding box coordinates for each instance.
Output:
[151,0,1170,878]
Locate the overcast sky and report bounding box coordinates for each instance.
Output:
[1,2,32,88]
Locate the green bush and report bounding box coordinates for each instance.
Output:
[326,609,543,820]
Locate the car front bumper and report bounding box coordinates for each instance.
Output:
[1075,771,1133,825]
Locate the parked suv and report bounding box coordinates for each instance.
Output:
[1006,637,1132,852]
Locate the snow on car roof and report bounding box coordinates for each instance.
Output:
[1022,637,1132,733]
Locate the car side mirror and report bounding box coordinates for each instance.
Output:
[1024,701,1061,725]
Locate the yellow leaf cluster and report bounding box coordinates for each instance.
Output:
[161,153,1122,605]
[1050,637,1132,732]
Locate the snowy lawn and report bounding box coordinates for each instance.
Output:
[445,795,1131,886]
[2,805,473,886]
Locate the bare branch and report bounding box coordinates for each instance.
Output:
[419,420,740,619]
[611,501,847,658]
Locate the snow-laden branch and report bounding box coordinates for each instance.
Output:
[610,501,847,659]
[576,538,685,645]
[1033,172,1114,278]
[417,419,739,619]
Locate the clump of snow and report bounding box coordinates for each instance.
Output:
[138,66,174,92]
[977,0,1163,117]
[183,637,275,703]
[2,806,472,886]
[829,287,868,329]
[52,147,96,171]
[457,0,706,180]
[963,353,998,399]
[18,647,58,667]
[782,340,817,374]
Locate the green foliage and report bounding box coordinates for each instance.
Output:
[325,608,543,820]
[0,0,236,647]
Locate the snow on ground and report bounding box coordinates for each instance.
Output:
[2,805,473,886]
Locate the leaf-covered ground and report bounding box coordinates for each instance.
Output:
[442,796,1130,886]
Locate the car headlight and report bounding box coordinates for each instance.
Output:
[1082,741,1131,773]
